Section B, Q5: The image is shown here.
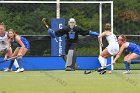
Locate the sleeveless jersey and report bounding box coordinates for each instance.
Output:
[11,35,30,49]
[106,33,118,44]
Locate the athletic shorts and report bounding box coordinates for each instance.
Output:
[133,46,140,56]
[65,42,78,54]
[106,42,119,56]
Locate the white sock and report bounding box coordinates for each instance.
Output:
[104,58,107,67]
[98,56,106,68]
[13,59,19,69]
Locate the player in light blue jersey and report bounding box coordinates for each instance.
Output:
[8,29,30,72]
[113,34,140,74]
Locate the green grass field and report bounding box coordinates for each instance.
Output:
[0,70,140,93]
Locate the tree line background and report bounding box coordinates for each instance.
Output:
[0,0,140,35]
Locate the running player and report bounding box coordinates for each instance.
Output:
[0,22,19,72]
[8,29,30,72]
[113,34,140,74]
[98,23,119,74]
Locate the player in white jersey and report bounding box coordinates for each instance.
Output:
[97,23,119,74]
[0,23,19,72]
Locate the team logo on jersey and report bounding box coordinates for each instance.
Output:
[69,29,75,39]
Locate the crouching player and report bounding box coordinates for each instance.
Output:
[113,34,140,74]
[8,29,30,72]
[0,23,19,72]
[47,18,99,71]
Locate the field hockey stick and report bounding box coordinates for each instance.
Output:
[42,18,58,42]
[0,56,17,64]
[84,63,113,74]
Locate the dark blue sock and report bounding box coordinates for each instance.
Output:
[124,61,130,71]
[17,57,22,68]
[8,60,14,69]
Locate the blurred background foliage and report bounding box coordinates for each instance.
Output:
[0,0,139,35]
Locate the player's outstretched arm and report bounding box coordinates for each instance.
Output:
[113,43,127,64]
[48,29,56,38]
[89,31,99,37]
[98,32,106,47]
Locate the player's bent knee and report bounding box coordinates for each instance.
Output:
[126,59,131,63]
[17,57,22,60]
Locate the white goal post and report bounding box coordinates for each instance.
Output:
[0,0,114,69]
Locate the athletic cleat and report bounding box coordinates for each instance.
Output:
[75,64,80,70]
[97,68,106,72]
[3,68,12,72]
[100,70,106,74]
[65,67,75,71]
[15,68,24,73]
[123,70,130,74]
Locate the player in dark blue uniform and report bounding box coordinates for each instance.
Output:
[48,18,99,71]
[8,29,30,72]
[113,34,140,74]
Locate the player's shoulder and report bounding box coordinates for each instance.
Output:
[62,26,70,30]
[104,30,112,35]
[74,26,85,31]
[74,25,81,28]
[15,35,20,40]
[0,31,8,37]
[99,31,106,37]
[5,31,8,34]
[122,42,129,48]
